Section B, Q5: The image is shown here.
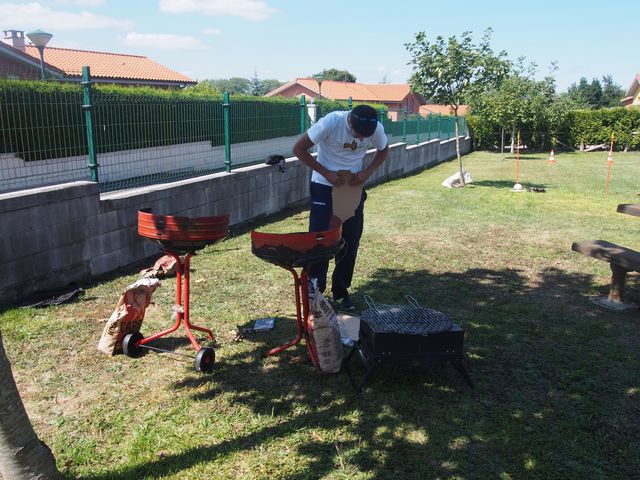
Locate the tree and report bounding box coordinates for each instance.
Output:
[186,81,221,96]
[600,76,625,108]
[406,28,509,186]
[469,61,571,153]
[544,93,575,148]
[261,79,284,95]
[1,331,60,479]
[566,77,602,109]
[248,69,264,96]
[565,76,624,109]
[472,73,529,155]
[314,68,356,83]
[203,77,251,95]
[470,59,559,154]
[195,77,283,97]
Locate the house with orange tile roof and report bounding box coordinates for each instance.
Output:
[265,78,426,120]
[419,104,468,117]
[1,30,195,88]
[0,31,64,80]
[621,73,640,108]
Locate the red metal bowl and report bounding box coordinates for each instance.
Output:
[251,217,343,267]
[138,209,229,250]
[251,218,342,252]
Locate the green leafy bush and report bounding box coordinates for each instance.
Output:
[566,108,640,150]
[0,80,308,161]
[469,105,640,152]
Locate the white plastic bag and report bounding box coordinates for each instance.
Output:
[441,169,473,188]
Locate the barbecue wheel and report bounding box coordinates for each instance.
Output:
[194,346,215,372]
[122,331,144,357]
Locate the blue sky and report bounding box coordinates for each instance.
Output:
[1,0,637,92]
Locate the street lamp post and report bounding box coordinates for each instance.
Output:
[314,73,324,99]
[26,29,53,80]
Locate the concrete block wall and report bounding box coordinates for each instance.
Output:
[0,136,470,305]
[0,182,101,303]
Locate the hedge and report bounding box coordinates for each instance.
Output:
[0,80,309,161]
[567,108,640,150]
[468,107,640,151]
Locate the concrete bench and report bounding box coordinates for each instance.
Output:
[571,240,640,311]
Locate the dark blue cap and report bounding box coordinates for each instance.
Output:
[350,105,378,137]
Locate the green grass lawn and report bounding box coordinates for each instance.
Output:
[2,151,640,479]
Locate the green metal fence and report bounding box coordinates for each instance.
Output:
[382,112,468,145]
[1,68,468,194]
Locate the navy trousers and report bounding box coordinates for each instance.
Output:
[308,181,367,298]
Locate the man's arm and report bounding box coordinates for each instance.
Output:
[350,144,389,186]
[292,133,343,187]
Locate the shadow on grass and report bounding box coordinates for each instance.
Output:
[472,179,550,190]
[81,266,640,480]
[499,154,547,161]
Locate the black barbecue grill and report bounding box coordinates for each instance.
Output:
[345,296,472,390]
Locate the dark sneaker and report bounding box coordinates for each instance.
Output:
[334,294,356,311]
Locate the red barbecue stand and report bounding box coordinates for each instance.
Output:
[251,217,343,370]
[122,209,229,372]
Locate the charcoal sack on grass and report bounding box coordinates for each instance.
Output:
[309,279,343,373]
[98,278,160,355]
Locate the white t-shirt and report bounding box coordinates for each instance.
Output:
[307,111,388,186]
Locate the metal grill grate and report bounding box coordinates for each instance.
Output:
[361,296,452,335]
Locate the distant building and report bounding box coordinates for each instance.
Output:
[621,73,640,108]
[265,77,426,120]
[0,29,195,88]
[419,104,468,117]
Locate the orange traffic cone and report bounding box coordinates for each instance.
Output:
[548,149,556,165]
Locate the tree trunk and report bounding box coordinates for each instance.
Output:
[501,128,505,158]
[0,331,60,480]
[455,118,464,187]
[510,125,516,154]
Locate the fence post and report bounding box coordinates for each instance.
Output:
[402,106,407,142]
[223,91,231,172]
[300,95,306,133]
[416,114,421,145]
[427,113,432,141]
[447,116,451,140]
[348,96,352,110]
[81,66,98,183]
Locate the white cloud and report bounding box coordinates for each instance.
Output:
[122,32,202,50]
[0,2,132,30]
[202,28,222,35]
[159,0,277,21]
[53,0,106,6]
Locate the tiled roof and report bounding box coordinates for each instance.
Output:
[419,104,468,116]
[23,45,195,84]
[0,41,65,76]
[362,83,412,101]
[266,78,413,102]
[624,73,640,97]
